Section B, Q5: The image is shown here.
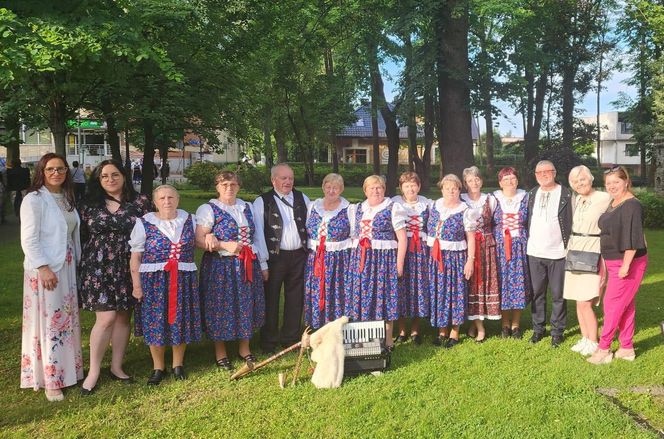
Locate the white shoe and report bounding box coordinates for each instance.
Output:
[580,340,598,356]
[570,337,588,352]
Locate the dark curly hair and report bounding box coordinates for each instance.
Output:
[84,160,138,206]
[27,153,76,211]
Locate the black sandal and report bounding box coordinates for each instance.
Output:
[215,357,233,371]
[241,354,257,366]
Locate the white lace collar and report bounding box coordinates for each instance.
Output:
[143,209,190,243]
[360,198,391,218]
[461,193,487,209]
[209,198,248,226]
[312,197,349,218]
[392,195,429,213]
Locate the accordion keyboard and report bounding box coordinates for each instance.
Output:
[342,321,386,357]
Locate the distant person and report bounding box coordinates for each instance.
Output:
[133,164,142,185]
[71,161,86,204]
[160,162,170,181]
[7,158,31,218]
[0,163,6,224]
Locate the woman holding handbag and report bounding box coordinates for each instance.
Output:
[563,165,611,356]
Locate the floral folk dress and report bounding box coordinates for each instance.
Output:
[197,199,266,341]
[303,198,353,329]
[427,200,477,328]
[493,190,531,310]
[345,199,406,322]
[461,193,501,320]
[21,192,84,390]
[78,195,151,311]
[392,195,432,319]
[130,210,202,346]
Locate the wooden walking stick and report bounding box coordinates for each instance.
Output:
[290,327,311,387]
[230,340,302,381]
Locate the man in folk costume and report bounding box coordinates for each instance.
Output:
[253,164,310,354]
[527,160,573,347]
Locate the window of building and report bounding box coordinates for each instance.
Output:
[620,121,633,134]
[356,118,365,127]
[345,148,367,164]
[624,144,639,157]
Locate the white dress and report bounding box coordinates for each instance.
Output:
[20,192,83,390]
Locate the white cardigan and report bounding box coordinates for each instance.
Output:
[20,186,81,272]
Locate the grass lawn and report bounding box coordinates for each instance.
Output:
[1,194,664,437]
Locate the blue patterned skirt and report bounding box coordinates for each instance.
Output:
[137,270,202,346]
[428,249,467,327]
[495,235,530,310]
[398,240,430,319]
[304,248,350,329]
[345,247,399,322]
[199,252,265,341]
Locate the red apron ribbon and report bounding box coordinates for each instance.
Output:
[164,258,179,325]
[475,231,483,289]
[359,237,372,272]
[432,238,444,273]
[238,245,256,283]
[504,229,512,262]
[314,235,327,311]
[407,215,421,253]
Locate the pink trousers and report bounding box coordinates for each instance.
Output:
[598,255,648,350]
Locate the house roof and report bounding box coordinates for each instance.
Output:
[338,105,479,140]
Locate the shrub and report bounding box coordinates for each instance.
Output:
[636,191,664,229]
[183,161,221,191]
[184,162,270,194]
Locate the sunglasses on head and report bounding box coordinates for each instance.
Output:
[604,165,621,174]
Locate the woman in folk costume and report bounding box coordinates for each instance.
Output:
[130,185,201,385]
[195,171,267,371]
[20,153,83,402]
[461,166,501,342]
[492,167,531,339]
[392,171,432,345]
[303,173,353,329]
[345,175,407,351]
[427,174,476,348]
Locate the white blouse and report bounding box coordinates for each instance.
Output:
[196,199,269,269]
[493,189,527,238]
[391,195,433,239]
[306,197,353,252]
[350,198,407,250]
[129,209,197,272]
[461,193,496,231]
[426,199,478,251]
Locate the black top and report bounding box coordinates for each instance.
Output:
[598,197,647,260]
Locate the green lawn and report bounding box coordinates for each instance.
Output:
[1,196,664,437]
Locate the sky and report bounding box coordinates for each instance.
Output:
[381,59,637,138]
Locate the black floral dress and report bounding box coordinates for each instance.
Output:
[78,194,152,311]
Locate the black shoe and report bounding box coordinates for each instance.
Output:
[80,384,96,396]
[147,369,167,385]
[511,328,523,340]
[412,334,423,345]
[173,366,187,381]
[109,371,134,383]
[215,357,233,371]
[432,335,448,346]
[394,334,409,343]
[445,338,460,349]
[551,335,564,348]
[241,354,257,367]
[501,326,512,338]
[530,332,545,344]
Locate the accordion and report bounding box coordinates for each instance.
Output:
[342,320,390,376]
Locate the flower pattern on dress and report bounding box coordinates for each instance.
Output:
[427,205,468,327]
[304,204,352,328]
[200,202,265,340]
[136,214,202,346]
[78,195,151,311]
[493,193,531,310]
[345,202,400,322]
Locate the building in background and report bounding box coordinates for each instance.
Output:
[581,111,642,174]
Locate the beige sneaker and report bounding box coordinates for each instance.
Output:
[587,348,613,364]
[614,348,636,361]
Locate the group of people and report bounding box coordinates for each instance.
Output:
[19,155,648,402]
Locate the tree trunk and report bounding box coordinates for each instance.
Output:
[523,67,548,186]
[371,86,381,175]
[324,47,339,173]
[483,97,495,176]
[561,65,576,151]
[274,120,288,164]
[100,97,121,163]
[3,110,21,165]
[141,120,156,195]
[263,106,274,169]
[422,91,435,193]
[48,96,68,157]
[437,0,474,177]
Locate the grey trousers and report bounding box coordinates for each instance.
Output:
[528,255,567,336]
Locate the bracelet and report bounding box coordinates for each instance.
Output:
[468,256,475,260]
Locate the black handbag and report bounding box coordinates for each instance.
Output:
[565,250,601,273]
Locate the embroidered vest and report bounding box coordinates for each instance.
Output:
[261,189,307,256]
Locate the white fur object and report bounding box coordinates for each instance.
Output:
[309,316,348,389]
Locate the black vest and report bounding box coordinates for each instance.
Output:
[261,189,308,257]
[527,185,573,248]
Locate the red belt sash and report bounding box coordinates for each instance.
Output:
[314,235,327,311]
[474,231,483,288]
[164,258,179,325]
[432,239,444,273]
[503,213,518,262]
[238,245,256,283]
[359,237,372,271]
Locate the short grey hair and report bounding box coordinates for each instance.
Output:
[535,160,556,171]
[322,173,344,190]
[568,165,594,184]
[271,163,293,178]
[438,173,462,191]
[462,166,483,187]
[152,184,179,199]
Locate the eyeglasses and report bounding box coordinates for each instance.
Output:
[604,165,621,174]
[535,169,555,175]
[100,172,123,181]
[44,167,68,175]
